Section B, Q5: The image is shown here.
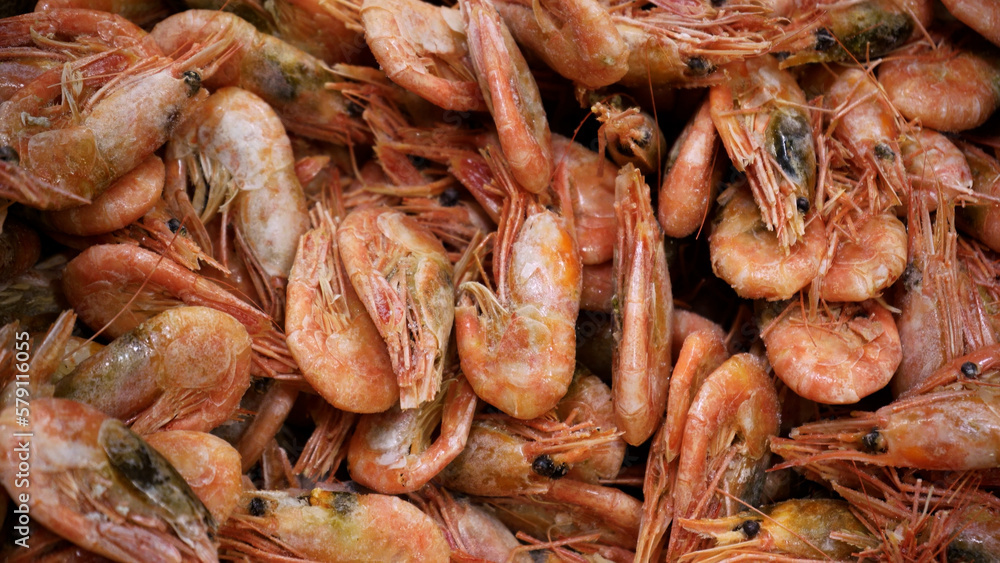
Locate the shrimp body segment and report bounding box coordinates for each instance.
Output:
[612,165,673,446]
[361,0,487,112]
[461,0,552,194]
[337,206,455,409]
[285,205,398,413]
[456,158,581,419]
[818,210,907,303]
[0,398,217,563]
[54,306,252,435]
[763,300,902,404]
[710,55,816,250]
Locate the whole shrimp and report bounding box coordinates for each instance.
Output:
[337,205,455,409]
[455,149,581,419]
[659,95,719,239]
[460,0,552,194]
[218,488,451,562]
[151,10,369,145]
[360,0,487,112]
[167,86,310,318]
[53,306,252,435]
[0,398,217,563]
[710,54,817,250]
[285,204,397,413]
[612,164,672,446]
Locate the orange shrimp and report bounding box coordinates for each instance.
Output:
[285,204,397,413]
[0,398,217,563]
[710,55,816,250]
[902,127,976,212]
[612,165,672,446]
[455,150,581,419]
[815,209,907,303]
[460,0,552,194]
[556,367,626,483]
[957,141,1000,253]
[347,374,477,493]
[360,0,487,112]
[553,133,616,266]
[337,205,455,409]
[53,306,252,434]
[35,0,172,27]
[659,95,719,239]
[939,0,1000,48]
[762,299,902,404]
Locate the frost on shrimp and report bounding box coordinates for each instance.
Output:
[710,55,817,250]
[455,149,581,420]
[0,398,217,563]
[337,206,454,409]
[53,306,252,435]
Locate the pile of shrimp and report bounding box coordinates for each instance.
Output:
[1,0,1000,560]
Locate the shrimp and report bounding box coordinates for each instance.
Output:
[234,380,299,472]
[553,133,616,266]
[492,0,628,88]
[35,0,173,27]
[0,34,225,210]
[53,306,252,434]
[901,127,976,213]
[773,384,1000,471]
[360,0,486,112]
[460,0,552,194]
[815,209,907,303]
[455,149,581,420]
[592,101,666,177]
[337,205,454,409]
[218,489,451,562]
[957,141,1000,253]
[0,398,217,563]
[710,55,816,250]
[761,299,902,404]
[61,244,297,377]
[709,183,825,300]
[612,165,672,446]
[939,0,1000,48]
[879,38,1000,132]
[168,86,310,318]
[668,353,780,558]
[678,499,870,561]
[347,373,477,493]
[43,154,164,236]
[555,366,626,482]
[285,204,397,413]
[151,10,368,145]
[659,95,719,239]
[259,0,368,65]
[145,430,243,525]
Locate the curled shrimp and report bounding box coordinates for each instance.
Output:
[773,384,1000,471]
[53,306,252,434]
[761,299,902,404]
[145,430,243,525]
[879,38,1000,132]
[168,86,310,317]
[0,398,217,563]
[669,353,780,557]
[347,374,477,493]
[460,0,552,194]
[659,95,719,239]
[553,133,616,266]
[43,155,165,237]
[678,499,870,561]
[360,0,487,112]
[710,183,825,300]
[219,489,451,562]
[285,204,397,413]
[710,55,816,250]
[455,150,581,419]
[492,0,628,88]
[815,209,907,303]
[151,10,368,145]
[612,164,672,446]
[337,205,455,409]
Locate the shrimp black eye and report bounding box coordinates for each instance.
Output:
[346,100,364,118]
[439,186,460,207]
[531,455,568,479]
[635,128,653,149]
[796,197,810,214]
[182,70,201,96]
[961,361,980,378]
[167,218,181,233]
[874,143,895,161]
[0,146,18,165]
[734,519,761,539]
[407,155,429,170]
[248,496,267,517]
[814,28,836,51]
[862,428,887,453]
[685,57,715,76]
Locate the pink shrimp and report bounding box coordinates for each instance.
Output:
[659,95,719,239]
